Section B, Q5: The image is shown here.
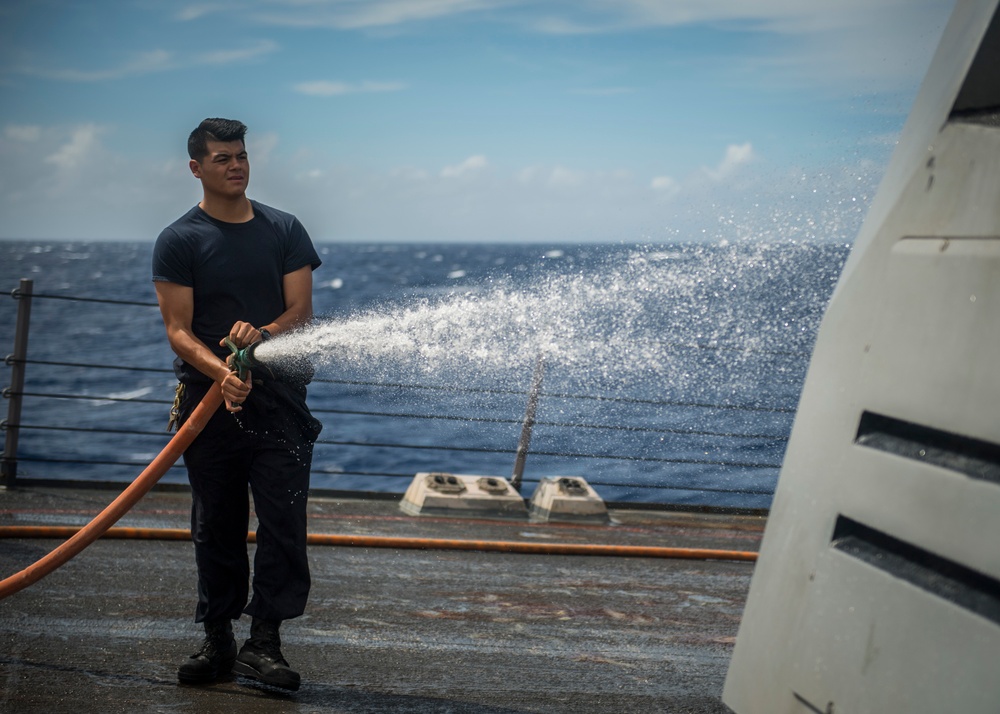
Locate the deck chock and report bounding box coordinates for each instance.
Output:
[400,472,528,519]
[528,476,609,524]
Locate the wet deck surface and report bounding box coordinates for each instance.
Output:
[0,484,760,713]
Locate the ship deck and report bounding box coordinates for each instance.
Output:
[0,483,761,713]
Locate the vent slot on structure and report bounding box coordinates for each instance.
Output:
[950,108,1000,126]
[949,1,1000,126]
[832,516,1000,626]
[855,411,1000,485]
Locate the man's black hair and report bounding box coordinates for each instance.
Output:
[188,118,248,161]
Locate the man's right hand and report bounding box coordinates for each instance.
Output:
[221,368,252,412]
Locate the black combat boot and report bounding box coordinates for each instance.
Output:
[233,617,301,691]
[177,619,237,684]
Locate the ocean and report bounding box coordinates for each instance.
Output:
[0,240,849,508]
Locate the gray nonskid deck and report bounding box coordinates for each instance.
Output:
[0,486,760,713]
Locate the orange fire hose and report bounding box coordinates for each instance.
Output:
[0,381,756,601]
[0,524,758,562]
[0,387,224,600]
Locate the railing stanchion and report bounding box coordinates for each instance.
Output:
[511,355,545,492]
[2,279,34,488]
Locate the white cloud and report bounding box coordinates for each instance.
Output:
[650,175,679,194]
[24,50,176,82]
[516,166,542,184]
[44,125,103,171]
[547,165,585,188]
[704,143,754,181]
[0,123,199,240]
[293,80,406,96]
[176,4,231,22]
[249,0,498,30]
[441,154,489,178]
[0,124,876,245]
[323,0,882,39]
[516,165,601,188]
[294,81,352,96]
[241,0,943,42]
[524,0,932,36]
[15,41,277,82]
[390,166,430,181]
[239,0,949,92]
[247,132,280,165]
[199,39,279,65]
[5,125,41,142]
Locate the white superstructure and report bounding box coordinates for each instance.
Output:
[723,1,1000,712]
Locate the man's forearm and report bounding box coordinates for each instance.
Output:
[260,306,312,338]
[169,328,230,384]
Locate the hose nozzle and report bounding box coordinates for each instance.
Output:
[224,338,266,381]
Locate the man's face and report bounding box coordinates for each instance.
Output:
[190,139,249,198]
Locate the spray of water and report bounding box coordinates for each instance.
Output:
[251,242,844,404]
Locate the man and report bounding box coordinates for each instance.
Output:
[152,117,322,691]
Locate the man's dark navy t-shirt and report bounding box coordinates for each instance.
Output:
[152,199,321,384]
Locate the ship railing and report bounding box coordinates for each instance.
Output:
[2,280,790,511]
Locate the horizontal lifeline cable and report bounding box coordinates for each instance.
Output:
[6,389,794,464]
[5,461,775,495]
[0,387,224,601]
[313,376,797,414]
[10,288,158,308]
[312,438,783,469]
[4,418,787,465]
[3,388,791,440]
[306,407,790,440]
[0,525,758,563]
[8,356,796,414]
[6,435,782,473]
[3,286,788,503]
[5,358,174,374]
[3,458,775,495]
[7,288,811,413]
[10,391,171,405]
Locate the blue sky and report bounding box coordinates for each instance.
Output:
[0,0,954,242]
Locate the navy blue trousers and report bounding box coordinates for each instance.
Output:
[181,384,313,624]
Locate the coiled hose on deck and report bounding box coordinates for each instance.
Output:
[0,386,224,600]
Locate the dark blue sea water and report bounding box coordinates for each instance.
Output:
[0,240,849,508]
